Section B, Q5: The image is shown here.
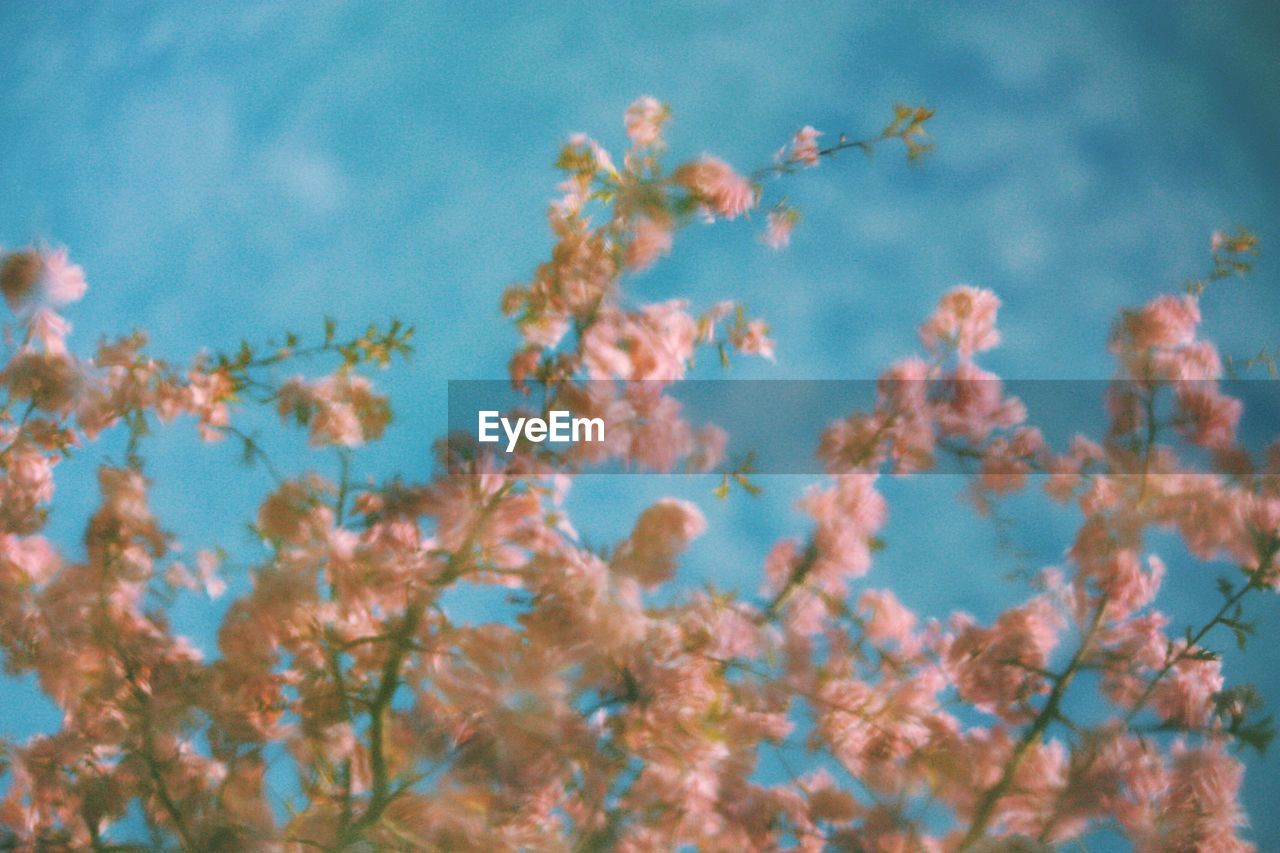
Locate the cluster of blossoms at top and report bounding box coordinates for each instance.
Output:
[498,98,933,476]
[0,99,1275,852]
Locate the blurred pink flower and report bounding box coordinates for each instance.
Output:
[674,156,756,220]
[624,95,669,147]
[919,285,1002,359]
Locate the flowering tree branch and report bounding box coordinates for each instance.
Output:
[0,98,1274,851]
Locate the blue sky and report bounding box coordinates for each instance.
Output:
[3,1,1279,845]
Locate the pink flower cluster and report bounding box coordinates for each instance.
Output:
[672,156,757,221]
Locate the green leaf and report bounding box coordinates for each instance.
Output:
[1236,716,1276,756]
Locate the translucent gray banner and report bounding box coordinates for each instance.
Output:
[445,379,1280,475]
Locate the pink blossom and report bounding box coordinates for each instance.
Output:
[567,132,617,175]
[673,156,756,220]
[788,125,822,167]
[730,318,776,361]
[625,388,694,471]
[919,285,1002,359]
[1118,293,1201,353]
[799,770,858,822]
[762,538,803,597]
[978,435,1034,494]
[1175,384,1242,449]
[277,373,390,447]
[39,249,87,306]
[935,361,1026,442]
[508,345,541,388]
[624,95,669,147]
[858,588,918,649]
[1151,649,1223,728]
[257,480,321,544]
[612,498,706,587]
[1139,743,1251,852]
[26,308,71,355]
[581,302,698,381]
[5,350,83,413]
[947,597,1064,719]
[186,366,233,441]
[0,250,41,310]
[1153,339,1223,380]
[1,248,86,312]
[799,474,886,589]
[687,423,727,473]
[0,534,59,584]
[1094,551,1165,618]
[762,207,797,248]
[519,314,569,348]
[625,216,673,270]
